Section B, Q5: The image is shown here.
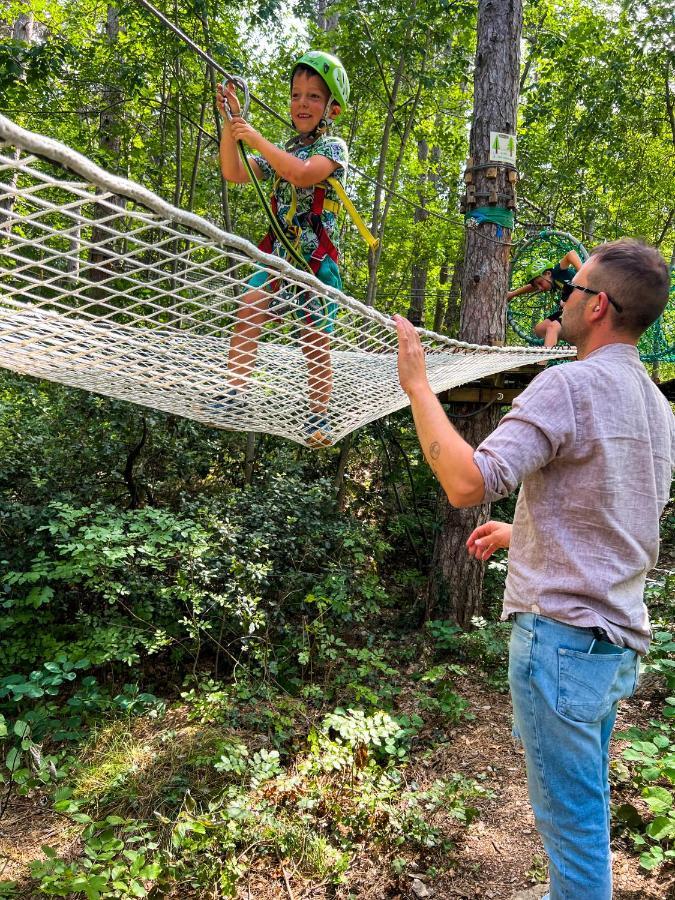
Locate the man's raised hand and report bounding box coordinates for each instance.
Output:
[393,314,430,399]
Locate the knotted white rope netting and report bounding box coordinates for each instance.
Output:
[0,114,572,447]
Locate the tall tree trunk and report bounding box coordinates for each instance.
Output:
[89,5,125,289]
[199,11,231,232]
[173,59,183,207]
[0,13,34,223]
[368,63,426,307]
[428,0,522,626]
[365,50,406,306]
[407,138,429,326]
[442,244,464,336]
[315,0,339,32]
[187,70,210,212]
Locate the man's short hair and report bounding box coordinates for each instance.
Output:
[590,239,669,337]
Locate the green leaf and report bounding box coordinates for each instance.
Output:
[614,803,643,829]
[640,847,664,870]
[646,815,675,841]
[13,720,29,739]
[642,786,673,815]
[5,749,21,773]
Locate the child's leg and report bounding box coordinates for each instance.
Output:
[534,318,562,365]
[300,326,332,415]
[298,257,339,417]
[227,288,271,387]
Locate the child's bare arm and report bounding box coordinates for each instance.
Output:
[229,119,340,188]
[216,84,263,184]
[507,283,536,301]
[560,249,583,272]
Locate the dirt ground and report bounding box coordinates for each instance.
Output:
[1,677,673,899]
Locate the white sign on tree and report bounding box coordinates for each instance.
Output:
[489,131,517,164]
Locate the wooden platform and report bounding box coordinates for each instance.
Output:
[441,366,675,407]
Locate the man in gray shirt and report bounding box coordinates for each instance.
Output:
[394,238,674,900]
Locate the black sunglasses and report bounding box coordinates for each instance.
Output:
[560,281,623,313]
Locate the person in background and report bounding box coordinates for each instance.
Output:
[507,249,583,360]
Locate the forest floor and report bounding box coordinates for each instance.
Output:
[2,666,674,900]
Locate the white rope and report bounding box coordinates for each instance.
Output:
[0,114,573,447]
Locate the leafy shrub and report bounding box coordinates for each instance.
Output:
[615,719,675,870]
[427,617,511,690]
[30,817,160,899]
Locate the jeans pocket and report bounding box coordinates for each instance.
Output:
[557,647,631,723]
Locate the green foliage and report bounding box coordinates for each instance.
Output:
[0,1,672,893]
[519,0,673,262]
[643,627,675,696]
[427,617,511,690]
[415,663,474,723]
[615,719,675,871]
[31,817,161,899]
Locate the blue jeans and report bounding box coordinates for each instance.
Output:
[509,613,640,900]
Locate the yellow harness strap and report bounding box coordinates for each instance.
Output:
[325,177,379,251]
[270,177,379,252]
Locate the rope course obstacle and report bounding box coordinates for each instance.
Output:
[507,229,588,345]
[0,115,571,447]
[638,263,675,364]
[508,229,675,363]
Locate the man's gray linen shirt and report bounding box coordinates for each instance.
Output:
[474,343,675,654]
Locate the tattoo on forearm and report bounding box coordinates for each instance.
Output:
[430,442,440,460]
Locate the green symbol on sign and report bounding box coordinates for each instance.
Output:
[508,137,515,153]
[493,135,500,152]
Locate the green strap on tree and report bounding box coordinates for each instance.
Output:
[465,206,515,230]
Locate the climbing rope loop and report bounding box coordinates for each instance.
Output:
[507,229,589,346]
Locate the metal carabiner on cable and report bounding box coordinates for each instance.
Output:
[222,76,250,121]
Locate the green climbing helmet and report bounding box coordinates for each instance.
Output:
[292,50,350,117]
[525,258,556,284]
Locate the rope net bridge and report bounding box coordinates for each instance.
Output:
[0,115,572,447]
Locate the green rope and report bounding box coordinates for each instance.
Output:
[465,206,515,230]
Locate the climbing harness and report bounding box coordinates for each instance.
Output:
[256,175,379,274]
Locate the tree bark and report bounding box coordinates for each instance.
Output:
[187,70,210,212]
[407,138,429,326]
[365,50,406,306]
[428,0,523,626]
[315,0,339,32]
[368,63,426,307]
[0,14,34,223]
[443,243,464,336]
[199,11,231,232]
[88,5,125,289]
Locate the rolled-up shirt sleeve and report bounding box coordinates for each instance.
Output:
[474,368,578,502]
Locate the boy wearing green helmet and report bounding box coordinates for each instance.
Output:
[216,51,350,447]
[507,249,583,360]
